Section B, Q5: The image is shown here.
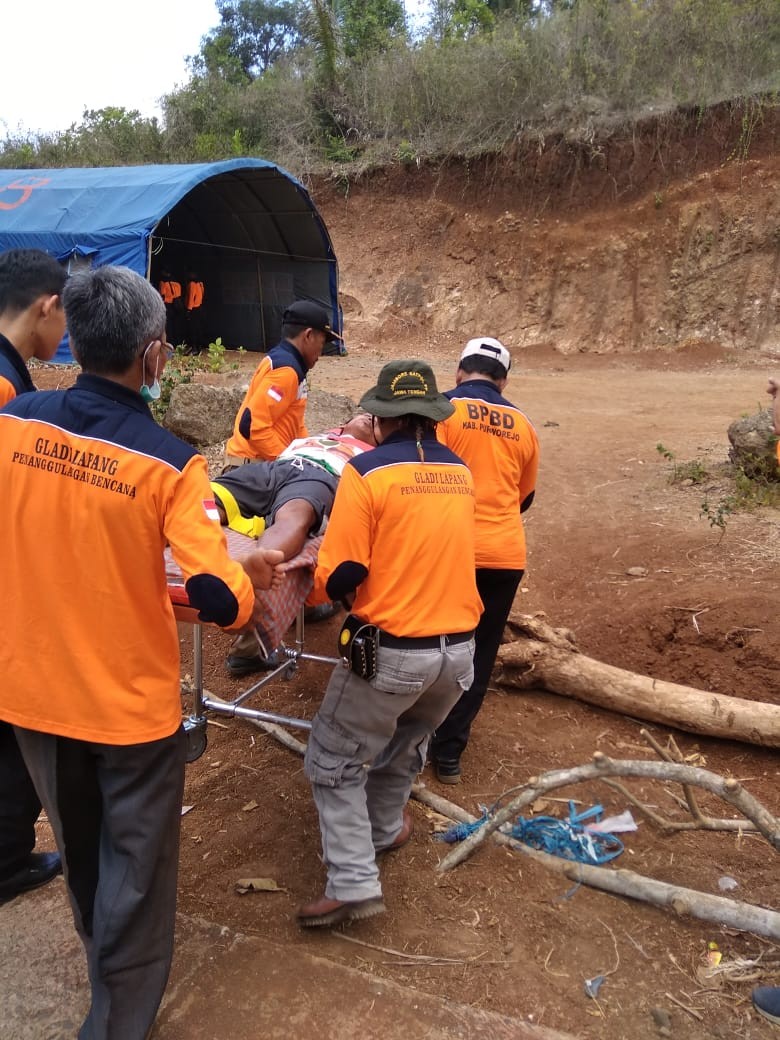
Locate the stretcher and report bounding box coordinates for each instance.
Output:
[165,529,339,762]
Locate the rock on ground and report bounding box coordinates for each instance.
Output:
[163,384,358,448]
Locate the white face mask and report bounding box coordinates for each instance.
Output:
[140,341,161,402]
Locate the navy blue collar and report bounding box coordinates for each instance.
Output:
[74,373,153,416]
[351,427,457,475]
[447,379,513,407]
[269,339,308,383]
[380,429,438,447]
[0,333,36,394]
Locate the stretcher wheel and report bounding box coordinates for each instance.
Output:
[284,662,298,680]
[184,716,208,763]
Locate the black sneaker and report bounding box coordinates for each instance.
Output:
[753,986,780,1025]
[434,759,462,785]
[226,649,282,678]
[304,602,339,623]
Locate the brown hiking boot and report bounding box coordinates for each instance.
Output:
[297,894,386,928]
[376,808,414,856]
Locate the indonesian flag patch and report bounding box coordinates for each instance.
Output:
[203,499,221,522]
[267,385,283,402]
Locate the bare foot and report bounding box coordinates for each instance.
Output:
[242,548,285,591]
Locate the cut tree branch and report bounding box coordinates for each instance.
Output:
[497,613,780,748]
[436,752,780,871]
[412,784,780,942]
[201,685,780,942]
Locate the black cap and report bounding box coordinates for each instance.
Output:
[283,300,342,344]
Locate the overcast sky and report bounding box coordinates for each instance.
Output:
[1,1,428,137]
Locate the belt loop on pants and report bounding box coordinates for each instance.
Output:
[377,630,474,651]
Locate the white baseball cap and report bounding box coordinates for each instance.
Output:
[459,336,511,372]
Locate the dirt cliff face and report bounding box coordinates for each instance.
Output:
[316,99,779,358]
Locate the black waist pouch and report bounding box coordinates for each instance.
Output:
[338,614,378,681]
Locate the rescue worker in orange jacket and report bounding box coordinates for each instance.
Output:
[430,337,539,784]
[297,359,481,928]
[158,269,183,347]
[224,300,342,467]
[0,248,66,905]
[183,270,205,354]
[0,265,283,1040]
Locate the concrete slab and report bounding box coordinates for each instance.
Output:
[0,882,577,1040]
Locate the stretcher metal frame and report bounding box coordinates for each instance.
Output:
[180,609,340,762]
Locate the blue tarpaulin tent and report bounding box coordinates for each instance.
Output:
[0,160,340,362]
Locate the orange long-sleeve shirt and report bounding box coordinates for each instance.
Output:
[185,279,204,310]
[0,374,254,745]
[225,341,310,462]
[159,279,182,305]
[437,380,539,570]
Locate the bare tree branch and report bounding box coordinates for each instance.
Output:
[497,614,780,748]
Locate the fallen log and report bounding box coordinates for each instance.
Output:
[497,613,780,748]
[222,698,780,942]
[437,753,780,873]
[414,785,780,943]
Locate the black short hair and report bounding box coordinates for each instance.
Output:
[281,321,307,342]
[458,355,508,381]
[0,249,66,315]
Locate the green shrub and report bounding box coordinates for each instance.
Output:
[206,336,227,373]
[655,443,709,485]
[4,0,779,170]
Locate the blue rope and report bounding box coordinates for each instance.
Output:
[438,801,624,865]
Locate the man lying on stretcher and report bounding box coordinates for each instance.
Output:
[211,414,376,676]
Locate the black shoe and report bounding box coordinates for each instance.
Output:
[303,602,339,623]
[434,759,462,785]
[226,649,282,678]
[0,851,62,901]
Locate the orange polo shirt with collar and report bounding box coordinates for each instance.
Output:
[437,379,539,570]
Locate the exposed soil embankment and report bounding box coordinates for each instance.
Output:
[316,98,780,357]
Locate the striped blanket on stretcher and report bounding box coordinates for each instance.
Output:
[165,529,322,656]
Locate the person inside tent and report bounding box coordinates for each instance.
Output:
[158,269,184,347]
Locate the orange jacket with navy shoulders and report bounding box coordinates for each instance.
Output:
[0,374,255,745]
[314,431,482,637]
[225,340,310,461]
[437,379,539,570]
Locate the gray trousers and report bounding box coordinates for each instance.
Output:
[304,638,474,902]
[14,725,186,1040]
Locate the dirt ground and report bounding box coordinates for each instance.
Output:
[31,114,780,1039]
[150,347,776,1040]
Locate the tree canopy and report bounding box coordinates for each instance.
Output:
[2,0,777,172]
[195,0,302,80]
